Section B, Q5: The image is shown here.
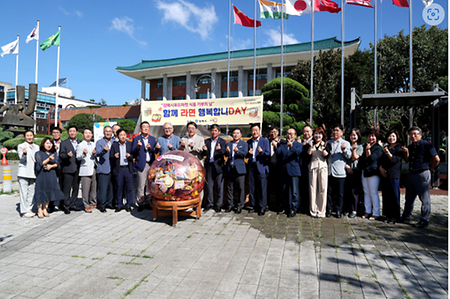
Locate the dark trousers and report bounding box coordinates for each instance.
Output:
[205,163,224,208]
[226,167,245,209]
[249,163,267,211]
[268,164,282,210]
[327,176,345,213]
[344,170,362,213]
[402,171,431,222]
[62,172,80,209]
[282,173,300,213]
[381,178,401,220]
[97,173,113,209]
[48,173,64,210]
[115,167,134,208]
[299,173,309,213]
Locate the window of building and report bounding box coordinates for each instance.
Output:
[248,90,262,96]
[248,71,267,81]
[276,71,291,78]
[156,96,163,101]
[221,91,239,98]
[196,93,209,99]
[156,79,163,88]
[173,96,186,100]
[173,78,186,86]
[221,73,239,82]
[197,77,211,85]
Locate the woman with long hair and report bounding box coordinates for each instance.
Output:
[308,127,331,218]
[344,128,363,218]
[360,128,383,220]
[379,129,403,223]
[34,137,64,218]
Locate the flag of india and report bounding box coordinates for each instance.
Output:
[259,0,289,19]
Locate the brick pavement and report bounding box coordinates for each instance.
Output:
[0,189,447,299]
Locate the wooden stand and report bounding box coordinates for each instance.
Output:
[152,196,201,227]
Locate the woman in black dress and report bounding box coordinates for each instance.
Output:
[35,137,64,218]
[379,129,403,223]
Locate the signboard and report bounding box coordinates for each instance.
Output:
[93,122,117,143]
[140,96,263,126]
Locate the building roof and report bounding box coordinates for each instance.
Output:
[116,37,361,80]
[360,91,446,109]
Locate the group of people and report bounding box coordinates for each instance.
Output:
[17,120,439,229]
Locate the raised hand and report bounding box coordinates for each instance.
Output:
[234,146,239,153]
[137,140,142,149]
[341,143,346,150]
[257,146,263,153]
[216,143,221,151]
[287,140,293,148]
[401,146,408,153]
[322,150,328,156]
[352,143,358,150]
[188,141,194,148]
[383,147,390,154]
[92,149,96,155]
[115,152,119,159]
[104,144,109,152]
[226,146,231,153]
[126,153,130,158]
[180,140,186,147]
[202,144,207,151]
[22,147,27,154]
[146,143,152,150]
[271,140,277,149]
[49,154,55,161]
[68,151,73,157]
[83,148,88,155]
[248,148,253,155]
[156,143,161,149]
[167,143,172,149]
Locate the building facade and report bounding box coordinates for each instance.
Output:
[116,37,360,102]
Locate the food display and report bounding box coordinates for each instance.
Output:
[147,150,205,201]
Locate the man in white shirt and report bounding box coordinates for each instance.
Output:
[76,128,97,213]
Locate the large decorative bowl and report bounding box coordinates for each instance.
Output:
[147,150,205,201]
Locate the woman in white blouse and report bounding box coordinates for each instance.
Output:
[76,128,97,213]
[17,130,40,217]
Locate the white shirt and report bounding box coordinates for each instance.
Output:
[119,142,128,166]
[210,139,217,162]
[76,140,96,176]
[252,137,260,162]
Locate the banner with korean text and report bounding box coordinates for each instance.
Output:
[141,96,263,126]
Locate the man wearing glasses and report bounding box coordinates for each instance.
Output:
[155,122,180,155]
[401,126,440,228]
[95,126,114,212]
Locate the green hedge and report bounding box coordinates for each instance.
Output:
[3,138,44,150]
[6,152,19,160]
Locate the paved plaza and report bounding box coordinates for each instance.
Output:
[0,182,447,299]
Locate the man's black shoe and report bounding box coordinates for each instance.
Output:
[326,211,332,218]
[203,205,211,212]
[105,204,113,209]
[277,210,286,215]
[258,210,265,216]
[401,217,413,225]
[214,206,221,213]
[70,207,81,212]
[235,208,242,214]
[48,207,55,213]
[414,221,429,229]
[138,205,144,212]
[99,208,107,213]
[125,207,131,213]
[336,211,342,219]
[225,207,233,213]
[63,209,70,215]
[248,208,256,213]
[288,211,296,218]
[115,207,123,213]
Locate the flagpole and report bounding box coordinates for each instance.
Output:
[374,0,377,128]
[341,0,344,127]
[253,0,257,96]
[310,0,314,126]
[227,0,231,98]
[280,0,284,135]
[34,20,39,133]
[408,0,413,127]
[54,25,61,127]
[15,35,19,104]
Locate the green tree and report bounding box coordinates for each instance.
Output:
[0,127,14,146]
[261,77,314,136]
[67,113,104,132]
[116,119,137,134]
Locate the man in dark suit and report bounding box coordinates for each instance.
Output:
[268,127,282,212]
[276,128,303,218]
[225,128,248,214]
[247,124,270,216]
[202,124,226,213]
[59,125,81,214]
[299,125,313,214]
[132,121,157,211]
[110,129,135,212]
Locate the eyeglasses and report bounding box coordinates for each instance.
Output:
[164,127,173,130]
[104,130,112,133]
[409,133,420,136]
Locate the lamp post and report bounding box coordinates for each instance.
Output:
[193,74,215,99]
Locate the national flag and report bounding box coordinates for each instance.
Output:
[393,0,409,7]
[315,0,341,13]
[346,0,373,8]
[259,0,288,19]
[40,30,60,51]
[1,39,19,57]
[234,5,261,27]
[285,0,312,16]
[26,24,39,43]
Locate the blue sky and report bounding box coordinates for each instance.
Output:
[0,0,447,106]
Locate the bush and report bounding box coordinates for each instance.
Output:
[3,138,25,150]
[6,152,19,160]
